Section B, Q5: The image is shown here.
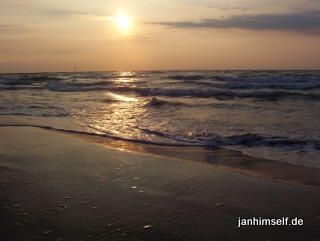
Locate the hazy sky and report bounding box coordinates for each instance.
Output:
[0,0,319,72]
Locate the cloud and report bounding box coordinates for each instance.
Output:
[208,5,249,12]
[40,9,86,17]
[0,24,27,32]
[34,8,109,19]
[149,10,320,34]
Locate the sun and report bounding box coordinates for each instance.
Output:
[116,16,131,32]
[104,14,132,33]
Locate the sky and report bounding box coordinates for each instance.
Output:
[0,0,319,72]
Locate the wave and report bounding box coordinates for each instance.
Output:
[0,74,138,88]
[209,74,320,84]
[0,86,43,90]
[44,81,148,92]
[0,112,69,117]
[165,75,206,80]
[187,81,320,91]
[30,83,320,100]
[1,75,63,86]
[134,88,320,101]
[162,72,320,84]
[205,133,320,150]
[69,81,115,87]
[134,127,320,150]
[2,81,320,101]
[0,124,318,152]
[0,124,199,147]
[44,81,110,92]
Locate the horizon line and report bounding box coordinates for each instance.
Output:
[1,68,319,74]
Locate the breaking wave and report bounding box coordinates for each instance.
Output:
[1,124,318,151]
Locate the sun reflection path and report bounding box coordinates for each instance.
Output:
[118,71,135,77]
[115,71,138,83]
[106,92,138,102]
[87,91,148,140]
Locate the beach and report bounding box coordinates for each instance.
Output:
[1,126,319,241]
[2,0,320,239]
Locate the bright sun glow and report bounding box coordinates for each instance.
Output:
[116,16,131,31]
[105,15,132,33]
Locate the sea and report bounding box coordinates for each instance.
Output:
[1,70,320,167]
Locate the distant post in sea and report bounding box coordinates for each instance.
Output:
[74,66,77,72]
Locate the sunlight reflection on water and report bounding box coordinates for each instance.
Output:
[106,92,138,102]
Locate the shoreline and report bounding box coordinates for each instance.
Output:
[1,124,319,189]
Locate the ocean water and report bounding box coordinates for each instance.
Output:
[0,70,320,167]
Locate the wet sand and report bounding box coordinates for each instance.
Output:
[0,126,320,241]
[77,132,320,188]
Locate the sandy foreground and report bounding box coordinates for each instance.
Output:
[0,126,319,241]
